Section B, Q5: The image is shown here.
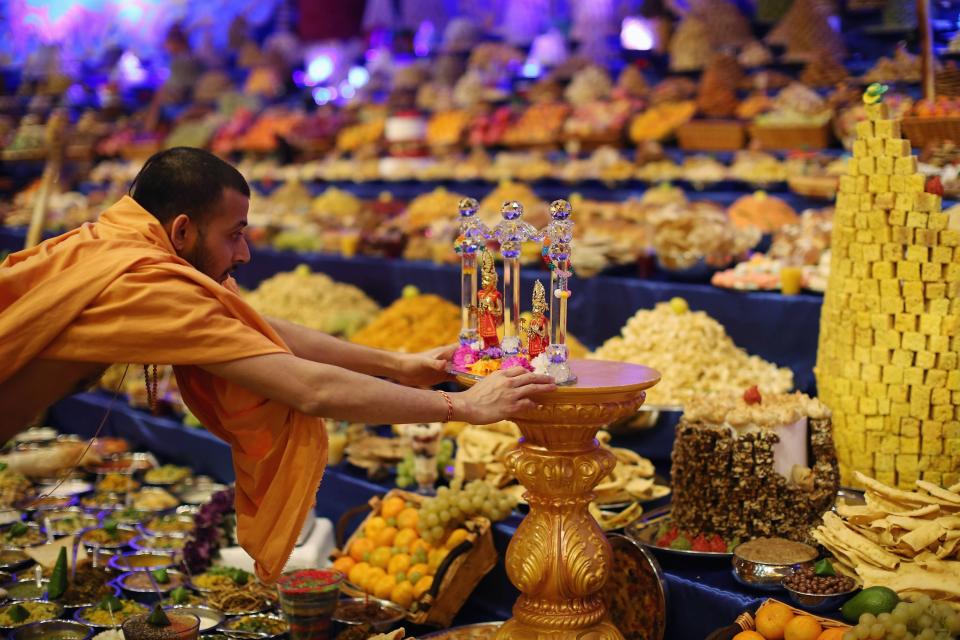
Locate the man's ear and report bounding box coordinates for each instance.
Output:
[167,214,193,252]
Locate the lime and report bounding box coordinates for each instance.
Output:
[841,586,899,623]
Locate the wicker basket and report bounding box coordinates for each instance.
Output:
[334,489,498,628]
[707,599,850,640]
[749,122,832,150]
[900,116,960,148]
[677,120,746,151]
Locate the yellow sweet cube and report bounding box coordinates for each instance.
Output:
[906,246,929,262]
[880,279,901,297]
[898,261,921,280]
[903,331,926,351]
[922,471,942,485]
[927,283,947,300]
[881,297,904,314]
[889,209,907,226]
[932,387,951,405]
[922,439,943,455]
[933,406,952,421]
[922,421,943,439]
[907,174,926,192]
[869,174,890,193]
[906,297,925,313]
[892,226,913,243]
[839,176,858,193]
[947,370,960,391]
[853,140,868,157]
[904,366,925,386]
[926,369,947,388]
[861,397,879,415]
[837,193,858,210]
[868,138,886,156]
[917,192,942,212]
[875,120,901,138]
[917,229,940,246]
[892,349,914,366]
[931,246,952,263]
[863,243,881,262]
[947,263,960,282]
[903,282,924,299]
[891,175,907,194]
[942,315,959,336]
[868,210,886,229]
[916,350,936,368]
[875,193,895,209]
[859,157,875,174]
[921,262,942,281]
[920,314,942,335]
[892,401,910,418]
[876,156,894,175]
[901,438,920,455]
[866,103,890,120]
[940,230,960,246]
[894,192,916,210]
[856,121,874,138]
[853,261,870,279]
[895,156,918,175]
[928,214,949,231]
[865,294,881,312]
[883,365,904,384]
[895,314,917,332]
[886,138,912,157]
[906,212,929,228]
[875,453,895,471]
[938,352,957,369]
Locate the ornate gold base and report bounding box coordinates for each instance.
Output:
[495,619,625,640]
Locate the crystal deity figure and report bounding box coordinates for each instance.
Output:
[477,251,503,350]
[493,201,540,356]
[525,280,549,360]
[540,199,575,383]
[454,197,490,347]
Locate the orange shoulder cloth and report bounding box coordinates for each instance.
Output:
[0,196,327,582]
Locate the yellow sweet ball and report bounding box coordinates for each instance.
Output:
[445,528,470,549]
[373,574,397,600]
[413,575,433,598]
[396,508,419,530]
[370,547,392,570]
[395,528,419,550]
[390,581,416,609]
[375,526,399,548]
[362,567,386,594]
[347,561,371,587]
[387,553,411,576]
[364,516,387,538]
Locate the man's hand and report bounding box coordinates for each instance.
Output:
[394,344,457,387]
[454,367,556,424]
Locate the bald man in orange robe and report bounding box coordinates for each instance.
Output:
[0,147,555,581]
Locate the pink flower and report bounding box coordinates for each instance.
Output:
[501,356,533,371]
[453,344,479,368]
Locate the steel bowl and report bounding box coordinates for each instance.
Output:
[731,540,818,591]
[333,597,405,632]
[107,553,175,573]
[163,605,224,634]
[117,570,187,604]
[219,614,288,640]
[0,601,64,629]
[1,579,49,602]
[783,581,860,612]
[9,619,92,640]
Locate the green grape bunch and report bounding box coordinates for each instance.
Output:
[416,480,518,544]
[844,597,960,640]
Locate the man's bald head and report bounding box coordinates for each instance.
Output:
[130,147,250,226]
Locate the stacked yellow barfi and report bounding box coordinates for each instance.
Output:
[816,90,960,489]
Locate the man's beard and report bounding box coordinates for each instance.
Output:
[182,231,224,282]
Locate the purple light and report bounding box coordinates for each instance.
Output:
[347,66,369,87]
[339,82,356,99]
[306,54,334,85]
[414,20,434,57]
[118,51,147,84]
[312,87,332,105]
[620,17,654,51]
[521,61,541,78]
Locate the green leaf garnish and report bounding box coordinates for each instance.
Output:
[169,587,190,605]
[814,558,836,576]
[7,604,28,623]
[9,522,27,537]
[151,569,170,584]
[98,595,122,612]
[147,604,170,627]
[0,463,8,472]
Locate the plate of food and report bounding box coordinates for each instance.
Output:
[143,466,192,487]
[192,567,275,616]
[128,489,179,513]
[219,614,288,640]
[0,523,47,548]
[625,506,740,558]
[43,509,99,537]
[0,548,34,572]
[86,454,157,476]
[73,597,148,629]
[602,533,668,640]
[0,601,63,629]
[95,474,140,495]
[141,515,194,536]
[80,524,137,550]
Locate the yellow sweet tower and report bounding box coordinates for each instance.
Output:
[816,84,960,489]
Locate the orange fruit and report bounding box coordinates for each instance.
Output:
[407,563,429,584]
[784,616,822,640]
[428,548,448,573]
[733,633,765,640]
[373,574,397,600]
[375,526,399,548]
[362,567,386,593]
[388,553,411,576]
[397,507,419,530]
[816,629,849,640]
[395,528,419,550]
[364,516,387,538]
[390,581,415,609]
[410,539,431,555]
[756,602,795,640]
[381,496,406,519]
[445,528,470,549]
[413,575,433,598]
[370,547,392,569]
[347,562,371,587]
[332,556,356,575]
[349,537,375,563]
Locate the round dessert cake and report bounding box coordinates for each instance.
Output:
[670,388,839,543]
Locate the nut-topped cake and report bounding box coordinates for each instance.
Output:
[670,388,839,543]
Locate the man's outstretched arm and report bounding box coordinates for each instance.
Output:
[265,316,453,387]
[201,352,555,425]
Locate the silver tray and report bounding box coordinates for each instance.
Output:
[604,533,668,640]
[624,506,733,559]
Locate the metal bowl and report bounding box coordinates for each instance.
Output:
[41,510,100,537]
[117,570,187,603]
[782,581,860,612]
[0,510,24,527]
[333,597,405,632]
[0,601,64,629]
[17,496,77,515]
[163,605,224,634]
[219,614,288,640]
[107,553,175,573]
[0,548,34,572]
[0,523,48,549]
[86,454,157,476]
[36,481,93,498]
[79,525,137,551]
[731,540,819,591]
[140,515,194,537]
[129,534,187,556]
[9,619,92,640]
[1,579,49,602]
[72,601,149,629]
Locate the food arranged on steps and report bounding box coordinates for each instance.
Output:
[242,265,380,338]
[812,471,960,605]
[671,388,838,543]
[591,300,793,406]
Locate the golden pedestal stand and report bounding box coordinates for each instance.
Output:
[458,360,660,640]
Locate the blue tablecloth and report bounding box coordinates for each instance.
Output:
[48,391,768,639]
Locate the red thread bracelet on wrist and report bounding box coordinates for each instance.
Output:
[437,390,454,422]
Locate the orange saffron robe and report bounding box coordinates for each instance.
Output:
[0,196,327,582]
